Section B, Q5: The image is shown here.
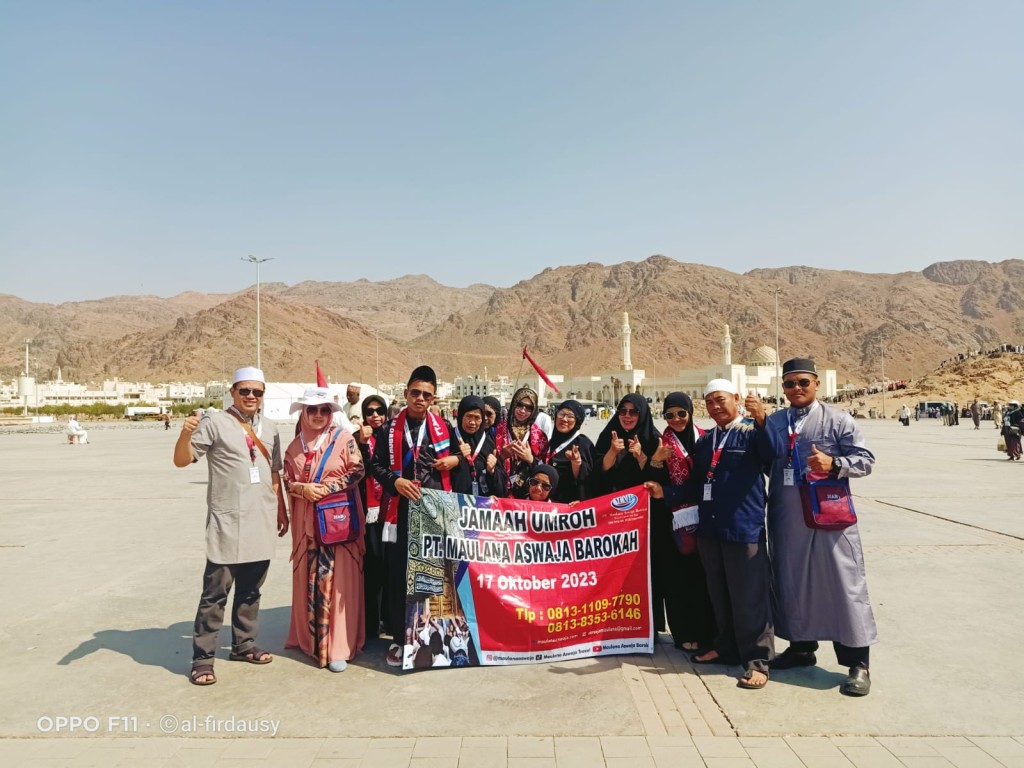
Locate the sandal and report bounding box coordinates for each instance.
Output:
[737,669,769,690]
[229,646,273,664]
[189,664,217,686]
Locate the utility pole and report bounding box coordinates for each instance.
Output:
[880,344,886,419]
[774,288,782,409]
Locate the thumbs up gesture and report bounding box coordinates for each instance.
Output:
[459,439,471,459]
[806,443,835,473]
[744,391,766,425]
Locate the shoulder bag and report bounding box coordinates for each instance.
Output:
[798,476,857,530]
[311,432,363,546]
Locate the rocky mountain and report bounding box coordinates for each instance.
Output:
[4,257,1024,385]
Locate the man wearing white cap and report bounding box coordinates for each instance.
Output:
[646,378,785,690]
[173,366,288,686]
[343,383,363,427]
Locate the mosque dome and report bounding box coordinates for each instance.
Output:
[748,346,779,366]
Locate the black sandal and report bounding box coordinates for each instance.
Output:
[229,646,273,664]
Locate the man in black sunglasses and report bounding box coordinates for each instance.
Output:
[367,365,458,667]
[765,358,878,696]
[173,366,288,686]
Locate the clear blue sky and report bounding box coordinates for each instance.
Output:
[1,1,1021,303]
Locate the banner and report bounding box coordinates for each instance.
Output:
[399,487,652,670]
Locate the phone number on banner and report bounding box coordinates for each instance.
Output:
[543,593,643,632]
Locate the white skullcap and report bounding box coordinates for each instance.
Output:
[233,366,265,385]
[704,378,738,398]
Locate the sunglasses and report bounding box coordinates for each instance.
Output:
[484,409,497,418]
[514,403,535,412]
[365,406,387,416]
[663,409,689,421]
[306,405,333,416]
[782,378,815,390]
[618,407,639,416]
[236,388,264,398]
[408,388,435,402]
[528,478,552,491]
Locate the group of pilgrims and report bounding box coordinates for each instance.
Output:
[289,359,877,696]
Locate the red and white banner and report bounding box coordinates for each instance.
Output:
[399,487,652,669]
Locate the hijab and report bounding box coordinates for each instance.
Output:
[361,394,388,421]
[662,392,698,453]
[456,395,485,437]
[552,399,586,441]
[507,386,539,443]
[596,392,660,456]
[531,463,559,494]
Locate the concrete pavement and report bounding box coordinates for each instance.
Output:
[0,415,1021,766]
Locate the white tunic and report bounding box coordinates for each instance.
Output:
[765,402,878,647]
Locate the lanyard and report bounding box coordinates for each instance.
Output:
[300,428,332,481]
[705,427,732,482]
[455,426,488,463]
[227,406,262,440]
[547,432,579,462]
[786,401,819,466]
[404,417,427,465]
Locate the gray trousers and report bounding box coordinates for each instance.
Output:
[697,534,775,673]
[192,559,270,665]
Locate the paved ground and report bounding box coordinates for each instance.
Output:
[1,415,1021,766]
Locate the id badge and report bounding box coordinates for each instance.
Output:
[249,466,261,484]
[703,483,713,501]
[471,480,480,497]
[783,468,795,486]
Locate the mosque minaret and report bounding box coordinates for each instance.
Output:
[621,312,633,371]
[723,324,732,365]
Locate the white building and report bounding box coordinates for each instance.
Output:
[561,324,836,406]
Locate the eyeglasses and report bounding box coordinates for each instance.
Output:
[782,378,815,390]
[555,410,577,421]
[663,409,688,421]
[618,407,639,416]
[365,406,387,416]
[236,388,264,398]
[528,478,552,491]
[514,403,535,412]
[306,405,333,416]
[408,388,435,402]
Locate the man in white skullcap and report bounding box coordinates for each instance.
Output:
[646,378,786,690]
[173,366,288,686]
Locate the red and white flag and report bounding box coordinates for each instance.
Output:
[315,359,328,388]
[522,347,561,395]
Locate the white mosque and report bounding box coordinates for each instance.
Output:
[559,314,836,406]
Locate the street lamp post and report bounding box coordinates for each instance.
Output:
[774,288,782,410]
[241,255,273,370]
[880,344,886,419]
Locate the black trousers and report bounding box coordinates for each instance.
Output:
[363,521,389,636]
[650,509,715,648]
[385,505,410,643]
[786,640,870,669]
[192,559,269,664]
[696,534,774,673]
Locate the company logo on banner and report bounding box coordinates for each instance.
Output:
[398,487,653,670]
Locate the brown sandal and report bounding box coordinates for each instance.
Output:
[190,664,217,685]
[737,669,768,690]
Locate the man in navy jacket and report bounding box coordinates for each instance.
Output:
[647,378,785,690]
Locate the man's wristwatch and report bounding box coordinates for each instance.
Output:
[829,457,842,478]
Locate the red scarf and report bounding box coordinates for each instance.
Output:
[382,408,451,542]
[365,433,383,518]
[663,424,705,490]
[495,421,549,475]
